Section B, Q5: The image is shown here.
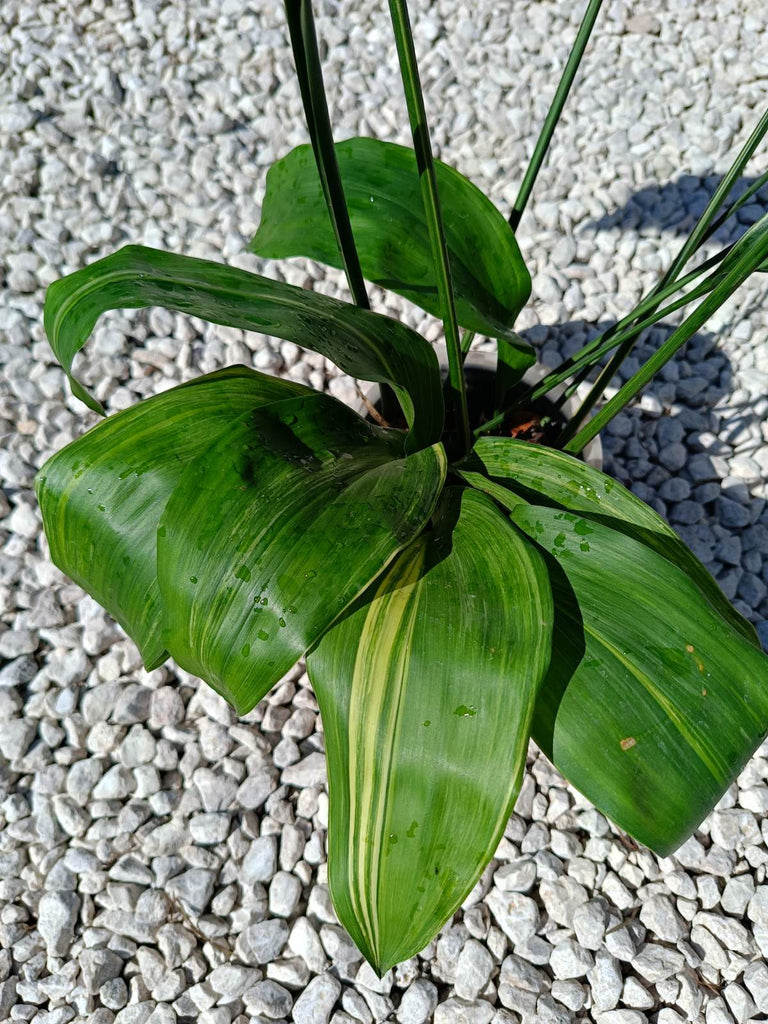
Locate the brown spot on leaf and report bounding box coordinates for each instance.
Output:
[620,737,636,751]
[686,644,694,653]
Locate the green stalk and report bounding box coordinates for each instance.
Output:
[525,247,730,401]
[460,329,476,357]
[284,0,401,423]
[388,0,470,456]
[555,273,724,446]
[660,107,768,288]
[284,0,369,309]
[474,257,728,440]
[566,105,768,435]
[509,0,604,232]
[564,215,768,454]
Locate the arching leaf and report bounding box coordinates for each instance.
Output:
[36,367,307,669]
[158,393,446,714]
[510,505,768,854]
[44,244,443,452]
[250,137,534,369]
[307,487,552,972]
[463,436,758,646]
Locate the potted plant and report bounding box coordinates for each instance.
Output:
[35,0,768,975]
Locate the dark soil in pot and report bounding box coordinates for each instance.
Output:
[461,363,566,445]
[373,363,568,449]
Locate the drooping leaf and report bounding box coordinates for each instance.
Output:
[462,436,759,646]
[158,392,446,715]
[510,505,768,854]
[249,137,534,370]
[43,244,443,452]
[307,487,553,972]
[36,367,308,669]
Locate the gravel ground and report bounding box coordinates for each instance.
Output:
[2,1,768,1022]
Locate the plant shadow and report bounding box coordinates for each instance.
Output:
[585,174,768,243]
[516,318,768,638]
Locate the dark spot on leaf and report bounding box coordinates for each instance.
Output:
[454,705,477,717]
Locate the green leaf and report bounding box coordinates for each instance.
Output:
[43,244,443,452]
[307,487,553,973]
[36,367,308,669]
[510,505,768,854]
[158,392,447,715]
[462,437,759,647]
[249,137,534,364]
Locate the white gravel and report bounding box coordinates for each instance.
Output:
[2,0,768,1022]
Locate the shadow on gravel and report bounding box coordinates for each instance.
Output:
[517,319,768,633]
[586,174,768,243]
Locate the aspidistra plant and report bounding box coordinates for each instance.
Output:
[37,0,768,973]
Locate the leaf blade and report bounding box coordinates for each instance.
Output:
[307,487,552,972]
[158,392,447,714]
[35,367,307,668]
[43,244,444,451]
[511,505,768,854]
[250,137,533,359]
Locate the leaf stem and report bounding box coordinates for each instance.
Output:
[473,253,729,440]
[565,105,768,436]
[564,215,768,453]
[284,0,403,424]
[660,107,768,288]
[523,248,728,399]
[460,329,476,357]
[284,0,369,310]
[509,0,604,232]
[388,0,471,457]
[702,168,768,246]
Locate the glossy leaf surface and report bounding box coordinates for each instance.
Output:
[307,487,552,972]
[465,437,758,646]
[250,137,534,365]
[511,505,768,854]
[44,244,443,451]
[36,367,307,669]
[158,393,446,714]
